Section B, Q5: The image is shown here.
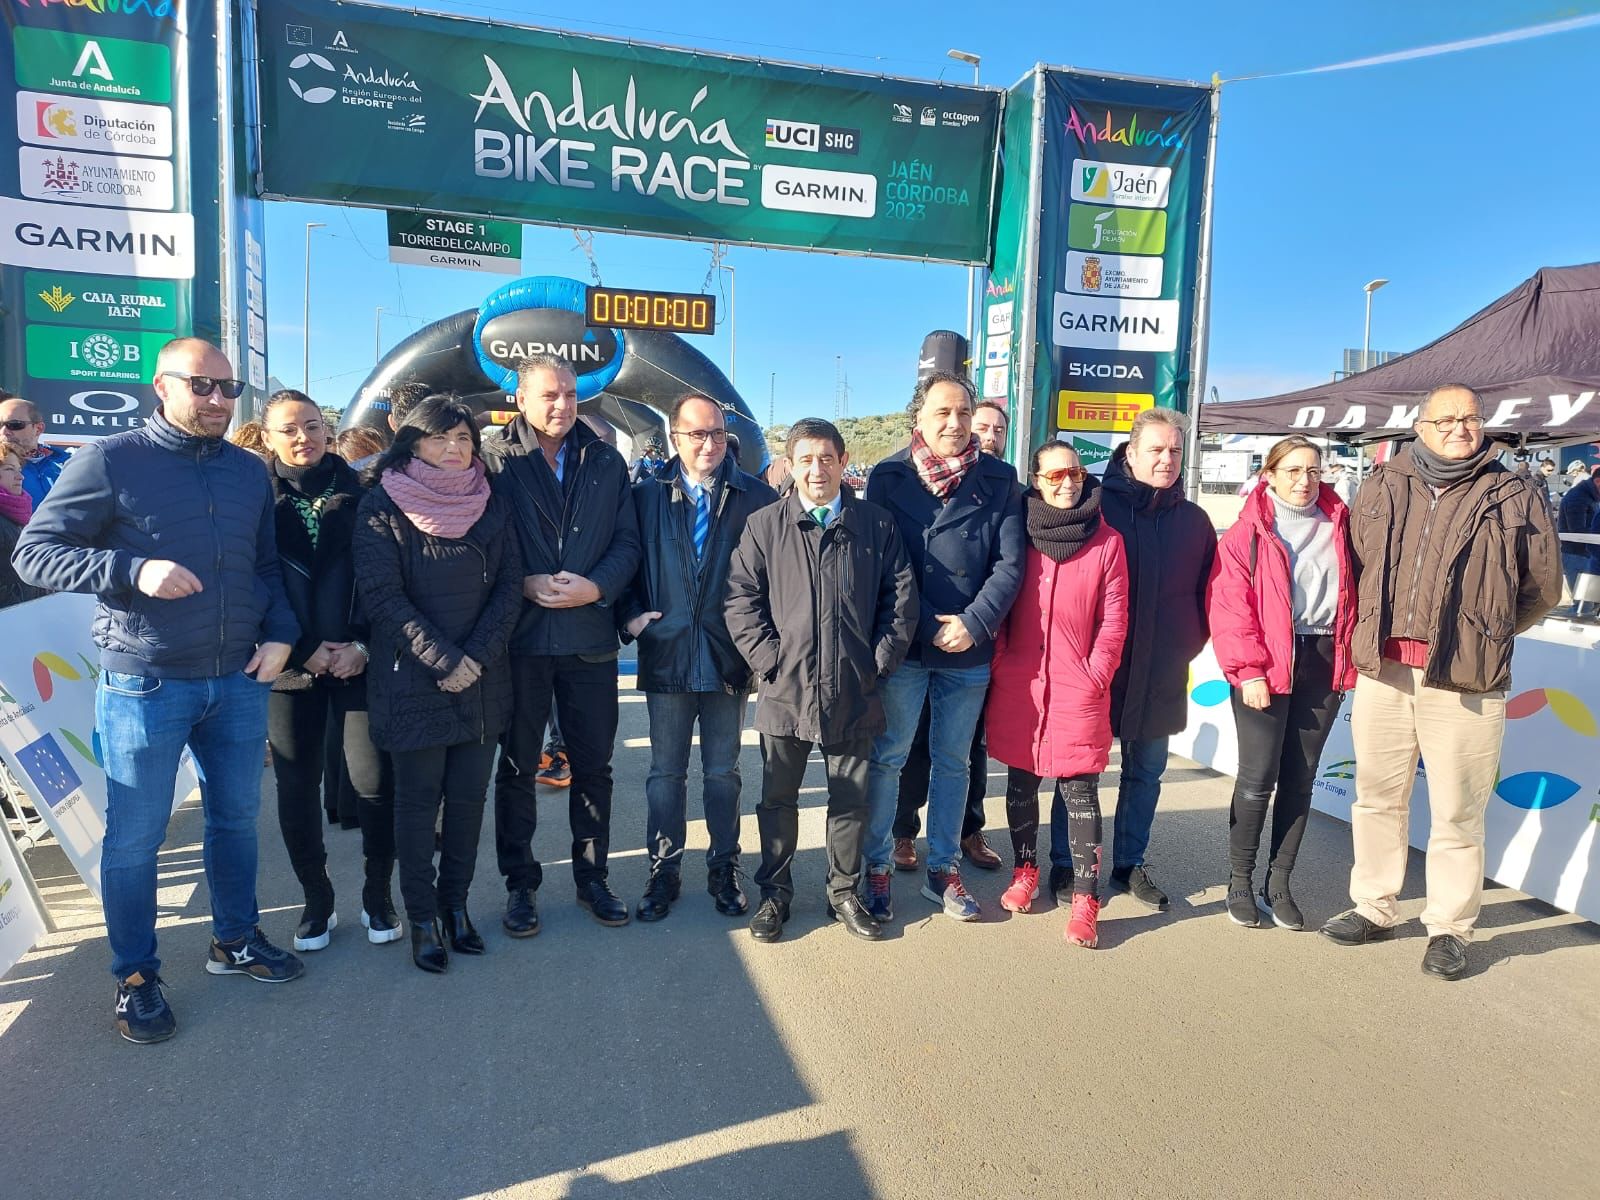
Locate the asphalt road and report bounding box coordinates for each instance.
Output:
[2,681,1597,1200]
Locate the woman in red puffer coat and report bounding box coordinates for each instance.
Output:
[1207,435,1356,933]
[986,441,1128,948]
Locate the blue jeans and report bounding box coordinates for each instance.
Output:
[865,661,991,872]
[1562,552,1595,616]
[644,690,746,874]
[1063,735,1168,872]
[98,670,271,979]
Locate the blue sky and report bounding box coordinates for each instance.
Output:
[264,0,1600,426]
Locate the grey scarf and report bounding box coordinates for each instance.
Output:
[1407,439,1494,489]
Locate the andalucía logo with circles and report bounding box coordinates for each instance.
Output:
[79,333,123,370]
[288,53,337,104]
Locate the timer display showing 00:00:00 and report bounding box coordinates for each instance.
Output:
[585,287,716,333]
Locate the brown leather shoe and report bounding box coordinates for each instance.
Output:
[961,832,1002,870]
[892,837,919,871]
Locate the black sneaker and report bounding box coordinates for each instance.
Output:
[707,863,749,916]
[636,871,681,922]
[205,927,305,983]
[1258,877,1305,931]
[749,897,788,943]
[361,886,404,945]
[114,971,176,1044]
[1111,864,1169,912]
[1048,864,1075,906]
[1319,909,1397,946]
[293,910,338,952]
[1226,876,1260,927]
[503,888,541,938]
[1421,934,1468,981]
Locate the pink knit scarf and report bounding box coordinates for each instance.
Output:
[382,457,490,538]
[0,488,32,527]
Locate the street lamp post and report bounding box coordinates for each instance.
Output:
[374,306,385,363]
[302,221,326,391]
[948,49,981,369]
[1362,277,1389,373]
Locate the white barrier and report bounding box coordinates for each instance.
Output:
[1172,621,1600,924]
[0,593,196,902]
[0,818,47,978]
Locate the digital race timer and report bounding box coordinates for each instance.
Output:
[585,286,717,334]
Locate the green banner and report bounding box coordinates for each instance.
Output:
[13,27,172,103]
[387,209,523,275]
[24,272,179,330]
[25,325,170,384]
[256,0,1000,263]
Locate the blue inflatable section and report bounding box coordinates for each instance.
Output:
[471,276,625,399]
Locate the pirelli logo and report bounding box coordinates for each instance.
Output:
[1057,391,1154,432]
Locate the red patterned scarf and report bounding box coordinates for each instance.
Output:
[909,428,980,501]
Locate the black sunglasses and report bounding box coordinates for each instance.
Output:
[1,420,33,431]
[160,371,246,400]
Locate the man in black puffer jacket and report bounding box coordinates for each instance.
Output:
[617,394,777,923]
[1092,408,1216,913]
[489,354,641,933]
[14,338,303,1044]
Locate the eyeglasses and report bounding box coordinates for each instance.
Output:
[1037,466,1087,485]
[0,420,33,432]
[160,371,246,399]
[1274,466,1323,481]
[267,421,325,438]
[1416,414,1485,433]
[673,428,728,445]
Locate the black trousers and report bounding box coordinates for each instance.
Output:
[393,740,498,923]
[1005,767,1101,895]
[321,705,359,828]
[494,654,619,891]
[1228,634,1342,878]
[267,684,394,895]
[755,733,871,909]
[893,700,988,841]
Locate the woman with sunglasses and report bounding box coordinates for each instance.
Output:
[259,389,399,953]
[354,396,523,973]
[986,442,1128,948]
[1207,434,1356,930]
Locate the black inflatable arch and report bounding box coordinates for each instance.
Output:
[340,275,766,473]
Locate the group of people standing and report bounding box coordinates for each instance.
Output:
[5,336,1562,1043]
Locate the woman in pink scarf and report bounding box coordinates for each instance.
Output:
[354,396,524,974]
[0,446,43,608]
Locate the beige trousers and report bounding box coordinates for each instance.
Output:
[1349,658,1506,940]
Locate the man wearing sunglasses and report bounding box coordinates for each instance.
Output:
[618,394,777,922]
[14,337,304,1043]
[0,396,73,506]
[1321,383,1561,980]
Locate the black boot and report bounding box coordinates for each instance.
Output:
[294,871,337,952]
[707,863,748,916]
[1226,873,1259,927]
[361,859,403,945]
[1260,868,1304,931]
[411,918,449,973]
[443,908,485,954]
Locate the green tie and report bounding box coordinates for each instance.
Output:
[811,506,830,528]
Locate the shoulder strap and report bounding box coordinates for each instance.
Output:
[1248,529,1257,585]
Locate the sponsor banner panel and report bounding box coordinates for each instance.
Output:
[18,144,176,210]
[24,271,179,329]
[1057,389,1154,432]
[1063,249,1163,299]
[0,805,48,978]
[1052,294,1180,354]
[22,377,159,435]
[16,90,175,158]
[256,0,1000,262]
[386,208,523,275]
[0,593,197,901]
[24,324,167,383]
[1054,429,1116,475]
[12,27,173,104]
[1173,630,1600,924]
[0,198,195,278]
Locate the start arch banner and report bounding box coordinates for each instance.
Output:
[253,0,1001,263]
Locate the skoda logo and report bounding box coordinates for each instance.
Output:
[69,389,140,415]
[287,53,338,104]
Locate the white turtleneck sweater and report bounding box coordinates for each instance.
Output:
[1269,492,1338,634]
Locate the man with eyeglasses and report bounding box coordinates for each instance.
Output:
[14,337,304,1043]
[487,354,640,934]
[618,394,777,922]
[0,396,73,506]
[1321,383,1561,980]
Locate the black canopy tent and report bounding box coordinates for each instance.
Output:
[1199,264,1600,446]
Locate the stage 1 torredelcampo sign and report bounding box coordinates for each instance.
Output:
[386,209,522,275]
[255,0,1001,263]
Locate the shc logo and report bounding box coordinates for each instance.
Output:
[287,53,337,104]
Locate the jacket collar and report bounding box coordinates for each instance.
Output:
[662,454,749,495]
[877,446,997,521]
[150,409,226,459]
[783,486,861,530]
[1243,479,1347,531]
[1102,442,1181,512]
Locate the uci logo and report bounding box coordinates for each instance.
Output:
[287,53,337,104]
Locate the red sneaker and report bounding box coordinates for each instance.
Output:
[1065,892,1100,948]
[999,865,1039,913]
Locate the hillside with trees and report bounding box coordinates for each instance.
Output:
[764,410,910,466]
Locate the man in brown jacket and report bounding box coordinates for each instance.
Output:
[1320,384,1562,979]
